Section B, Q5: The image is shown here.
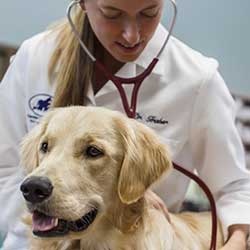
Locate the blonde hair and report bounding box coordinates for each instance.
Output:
[48,6,95,107]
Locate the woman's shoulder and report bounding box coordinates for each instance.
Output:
[171,35,218,75]
[11,29,61,88]
[8,30,60,95]
[157,24,219,85]
[20,29,59,60]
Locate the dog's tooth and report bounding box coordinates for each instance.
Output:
[83,216,90,225]
[53,218,58,227]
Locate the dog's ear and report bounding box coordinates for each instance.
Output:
[20,111,54,174]
[20,123,45,173]
[116,118,172,205]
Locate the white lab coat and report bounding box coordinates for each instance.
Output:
[0,24,249,249]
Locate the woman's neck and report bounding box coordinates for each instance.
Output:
[92,41,124,94]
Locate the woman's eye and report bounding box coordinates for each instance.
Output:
[86,146,104,158]
[40,142,49,153]
[141,9,159,18]
[101,10,122,19]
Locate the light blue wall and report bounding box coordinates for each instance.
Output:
[0,0,249,94]
[163,0,250,95]
[0,0,68,46]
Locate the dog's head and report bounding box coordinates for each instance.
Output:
[20,106,172,238]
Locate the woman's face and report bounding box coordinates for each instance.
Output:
[82,0,164,63]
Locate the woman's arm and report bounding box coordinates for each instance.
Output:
[189,70,250,244]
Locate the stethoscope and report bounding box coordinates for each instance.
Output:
[67,1,217,249]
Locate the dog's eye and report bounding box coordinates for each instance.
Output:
[86,146,103,158]
[40,142,49,153]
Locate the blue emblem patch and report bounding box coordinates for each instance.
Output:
[29,94,53,118]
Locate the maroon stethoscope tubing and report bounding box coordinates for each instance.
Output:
[95,58,218,250]
[95,58,159,118]
[173,163,217,250]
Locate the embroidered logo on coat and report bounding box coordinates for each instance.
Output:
[136,112,168,125]
[28,94,53,124]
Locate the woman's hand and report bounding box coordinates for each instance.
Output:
[145,189,171,223]
[219,225,249,250]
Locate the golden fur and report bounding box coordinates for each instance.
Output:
[20,106,224,250]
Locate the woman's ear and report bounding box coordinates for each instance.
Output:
[116,118,173,205]
[79,1,86,11]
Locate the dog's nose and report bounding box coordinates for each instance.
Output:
[20,176,53,203]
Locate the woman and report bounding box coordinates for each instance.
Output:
[0,0,249,249]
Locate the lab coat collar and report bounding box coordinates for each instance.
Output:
[134,23,168,76]
[90,24,168,102]
[111,23,168,76]
[93,61,136,100]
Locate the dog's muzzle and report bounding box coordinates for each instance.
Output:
[20,176,99,237]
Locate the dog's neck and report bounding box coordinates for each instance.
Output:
[79,196,148,250]
[106,195,146,233]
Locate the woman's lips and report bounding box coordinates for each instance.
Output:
[115,42,142,54]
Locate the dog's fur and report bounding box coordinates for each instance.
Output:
[20,106,224,250]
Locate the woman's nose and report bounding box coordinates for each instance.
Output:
[122,19,140,45]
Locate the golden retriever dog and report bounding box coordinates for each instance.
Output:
[20,106,223,250]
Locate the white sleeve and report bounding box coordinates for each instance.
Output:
[189,71,250,239]
[0,41,29,238]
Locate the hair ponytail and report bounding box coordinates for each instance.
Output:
[48,5,95,107]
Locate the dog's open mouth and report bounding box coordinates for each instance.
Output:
[32,208,98,237]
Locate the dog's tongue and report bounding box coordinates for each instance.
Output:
[32,211,58,232]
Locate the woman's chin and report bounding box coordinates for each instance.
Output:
[113,52,141,63]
